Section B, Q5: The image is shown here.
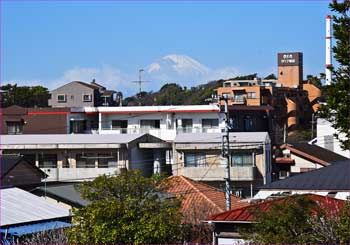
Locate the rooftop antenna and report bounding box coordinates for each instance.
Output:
[131,69,150,105]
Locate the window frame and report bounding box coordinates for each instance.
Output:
[184,152,206,167]
[247,92,256,99]
[202,118,219,129]
[57,94,67,103]
[83,94,92,102]
[7,121,23,135]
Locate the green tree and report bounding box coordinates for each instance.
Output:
[68,170,185,244]
[320,1,350,150]
[306,74,324,89]
[0,83,49,107]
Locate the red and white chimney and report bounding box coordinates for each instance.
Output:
[325,15,332,85]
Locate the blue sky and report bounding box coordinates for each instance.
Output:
[1,1,330,95]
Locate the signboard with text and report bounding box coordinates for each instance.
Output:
[278,52,302,66]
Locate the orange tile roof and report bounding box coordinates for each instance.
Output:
[167,176,249,224]
[206,194,345,222]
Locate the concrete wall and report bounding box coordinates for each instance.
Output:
[316,118,350,158]
[288,153,323,173]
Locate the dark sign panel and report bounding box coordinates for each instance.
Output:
[278,52,302,66]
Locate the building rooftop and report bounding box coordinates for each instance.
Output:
[260,160,350,191]
[1,155,46,179]
[1,187,70,226]
[282,142,349,166]
[206,194,345,223]
[167,176,248,224]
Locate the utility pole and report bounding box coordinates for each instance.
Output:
[221,95,231,211]
[311,113,315,139]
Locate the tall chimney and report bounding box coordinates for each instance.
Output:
[325,15,332,85]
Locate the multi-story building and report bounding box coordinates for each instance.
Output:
[173,132,271,197]
[215,52,321,144]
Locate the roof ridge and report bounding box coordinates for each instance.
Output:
[179,176,225,212]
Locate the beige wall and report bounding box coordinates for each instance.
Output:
[290,153,323,173]
[278,66,302,88]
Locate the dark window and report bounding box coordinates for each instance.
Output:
[231,153,253,167]
[184,153,206,167]
[181,119,193,131]
[233,91,245,102]
[7,122,23,135]
[70,120,87,133]
[230,116,238,129]
[57,94,66,103]
[112,120,128,129]
[39,154,57,168]
[23,154,36,165]
[202,119,219,129]
[98,153,117,168]
[140,120,160,129]
[243,116,254,131]
[83,94,92,102]
[76,154,95,168]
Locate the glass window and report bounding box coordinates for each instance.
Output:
[244,116,254,131]
[39,154,57,168]
[181,119,193,129]
[140,120,160,129]
[233,91,245,102]
[7,122,23,135]
[184,153,206,167]
[83,94,92,102]
[57,94,66,103]
[98,153,117,168]
[231,153,253,167]
[70,120,87,133]
[202,119,219,129]
[112,120,128,129]
[222,92,231,99]
[247,92,256,99]
[76,154,95,168]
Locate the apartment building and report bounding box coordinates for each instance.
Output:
[173,132,271,197]
[0,133,171,181]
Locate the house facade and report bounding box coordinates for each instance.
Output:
[48,80,115,107]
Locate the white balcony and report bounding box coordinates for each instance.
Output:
[99,127,177,141]
[42,167,121,182]
[181,166,256,181]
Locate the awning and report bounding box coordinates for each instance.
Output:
[0,220,72,236]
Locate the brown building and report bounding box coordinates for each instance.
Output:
[1,155,46,188]
[216,52,321,144]
[1,105,70,134]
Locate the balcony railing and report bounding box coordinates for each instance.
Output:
[231,96,247,104]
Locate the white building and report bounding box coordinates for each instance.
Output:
[314,118,349,158]
[69,105,224,141]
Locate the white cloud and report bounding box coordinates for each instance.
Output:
[4,54,241,96]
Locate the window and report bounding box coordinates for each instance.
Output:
[247,92,256,99]
[222,92,231,99]
[233,91,245,102]
[140,120,160,129]
[70,120,87,133]
[57,94,66,103]
[184,153,206,167]
[180,119,193,132]
[202,119,219,129]
[98,153,117,168]
[231,153,253,167]
[112,120,128,130]
[7,122,23,135]
[39,154,57,168]
[83,94,92,102]
[229,116,238,129]
[243,116,254,131]
[76,153,95,168]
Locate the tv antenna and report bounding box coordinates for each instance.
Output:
[131,69,150,105]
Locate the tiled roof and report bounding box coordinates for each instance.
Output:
[206,194,345,222]
[282,143,349,166]
[167,176,248,224]
[1,155,46,178]
[260,160,350,191]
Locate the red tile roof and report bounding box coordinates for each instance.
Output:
[167,176,248,224]
[206,194,345,222]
